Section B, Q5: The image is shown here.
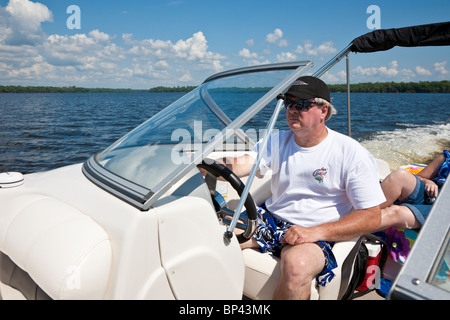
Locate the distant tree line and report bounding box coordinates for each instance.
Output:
[0,85,145,93]
[1,81,448,94]
[149,81,449,93]
[148,86,198,92]
[328,81,449,93]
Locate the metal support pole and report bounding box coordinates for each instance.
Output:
[225,95,286,238]
[346,53,351,137]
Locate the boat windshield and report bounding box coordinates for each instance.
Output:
[88,61,313,207]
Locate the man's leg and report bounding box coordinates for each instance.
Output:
[240,237,259,250]
[273,243,325,300]
[381,169,418,209]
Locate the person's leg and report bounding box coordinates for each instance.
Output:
[377,205,421,231]
[240,237,259,250]
[380,169,418,209]
[273,243,325,300]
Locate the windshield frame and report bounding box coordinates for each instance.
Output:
[82,60,313,210]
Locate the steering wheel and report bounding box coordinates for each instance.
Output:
[197,159,258,244]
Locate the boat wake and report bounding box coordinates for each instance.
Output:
[360,122,450,171]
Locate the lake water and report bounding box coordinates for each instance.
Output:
[0,92,449,174]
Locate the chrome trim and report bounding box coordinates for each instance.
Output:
[241,219,258,240]
[203,61,312,83]
[200,86,255,147]
[312,43,352,78]
[227,96,286,236]
[82,157,151,209]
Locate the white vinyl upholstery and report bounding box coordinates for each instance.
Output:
[0,195,112,300]
[242,238,359,300]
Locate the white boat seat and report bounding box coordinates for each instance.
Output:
[0,194,112,300]
[243,237,360,300]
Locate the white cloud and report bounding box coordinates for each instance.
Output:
[127,31,225,72]
[238,48,267,65]
[265,28,288,47]
[265,28,283,43]
[266,40,337,66]
[122,33,134,45]
[354,61,400,77]
[352,60,450,82]
[155,60,169,68]
[89,29,111,43]
[2,0,52,45]
[294,45,304,54]
[245,39,254,47]
[352,61,420,82]
[322,70,347,83]
[43,32,123,69]
[0,5,226,88]
[126,31,225,65]
[322,72,340,83]
[238,48,259,59]
[276,52,297,62]
[296,40,337,56]
[0,0,227,87]
[120,31,226,86]
[415,65,431,76]
[278,39,289,47]
[6,0,52,30]
[434,61,448,75]
[179,72,193,82]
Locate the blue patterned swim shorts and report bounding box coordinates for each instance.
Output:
[252,205,338,287]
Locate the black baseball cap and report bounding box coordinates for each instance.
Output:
[285,76,330,103]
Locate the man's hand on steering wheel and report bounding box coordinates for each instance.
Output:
[197,159,258,243]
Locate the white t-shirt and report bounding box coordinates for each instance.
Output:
[248,128,386,227]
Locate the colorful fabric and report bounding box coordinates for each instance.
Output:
[252,205,338,287]
[385,227,418,264]
[433,150,449,188]
[403,164,425,175]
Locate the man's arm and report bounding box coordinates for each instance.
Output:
[282,206,381,245]
[417,152,444,181]
[417,152,445,197]
[217,154,256,178]
[198,154,257,180]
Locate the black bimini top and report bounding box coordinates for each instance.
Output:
[351,21,450,53]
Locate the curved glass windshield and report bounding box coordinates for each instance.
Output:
[94,63,310,193]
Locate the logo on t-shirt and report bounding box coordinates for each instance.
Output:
[313,167,328,183]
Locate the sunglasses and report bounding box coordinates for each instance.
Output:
[284,99,316,111]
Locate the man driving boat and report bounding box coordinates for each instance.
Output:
[217,76,386,300]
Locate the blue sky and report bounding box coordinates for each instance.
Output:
[0,0,449,89]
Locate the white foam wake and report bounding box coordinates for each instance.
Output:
[360,122,450,171]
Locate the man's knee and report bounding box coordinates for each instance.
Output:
[280,244,324,282]
[389,169,418,199]
[390,168,412,179]
[385,168,416,187]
